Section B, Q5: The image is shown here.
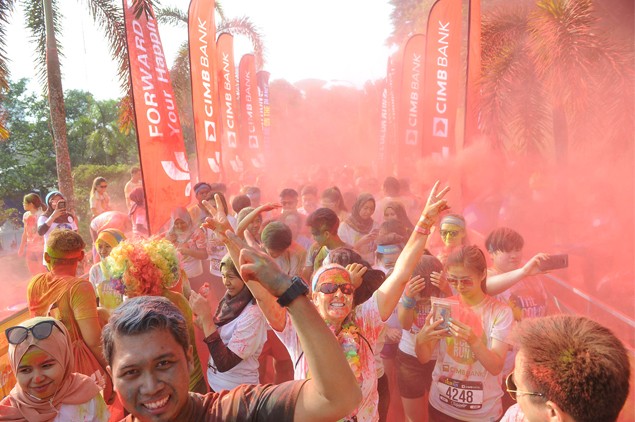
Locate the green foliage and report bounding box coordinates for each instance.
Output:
[0,79,140,233]
[0,199,19,228]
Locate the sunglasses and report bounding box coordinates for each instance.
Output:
[505,372,545,401]
[446,275,474,288]
[99,185,108,188]
[440,230,460,238]
[5,320,63,345]
[316,283,355,295]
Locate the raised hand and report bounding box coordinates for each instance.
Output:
[420,180,451,223]
[226,231,291,298]
[346,263,368,288]
[404,275,425,299]
[201,194,233,241]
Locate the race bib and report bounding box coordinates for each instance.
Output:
[438,376,483,410]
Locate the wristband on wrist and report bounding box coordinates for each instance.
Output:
[277,276,309,307]
[414,225,431,235]
[402,295,416,309]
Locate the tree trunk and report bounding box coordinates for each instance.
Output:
[43,0,75,211]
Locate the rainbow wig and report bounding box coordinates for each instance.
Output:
[108,238,180,297]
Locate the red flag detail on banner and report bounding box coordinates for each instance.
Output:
[122,1,190,234]
[239,54,265,170]
[216,33,242,178]
[189,0,222,183]
[422,0,463,157]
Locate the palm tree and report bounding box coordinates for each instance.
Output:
[0,0,154,208]
[480,0,634,159]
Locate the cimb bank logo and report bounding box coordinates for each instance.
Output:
[433,117,448,138]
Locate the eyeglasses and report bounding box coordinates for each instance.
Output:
[505,372,545,401]
[446,275,474,288]
[317,283,355,295]
[5,320,63,345]
[440,230,460,238]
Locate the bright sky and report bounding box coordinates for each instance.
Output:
[6,0,394,100]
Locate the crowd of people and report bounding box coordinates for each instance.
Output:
[2,170,631,422]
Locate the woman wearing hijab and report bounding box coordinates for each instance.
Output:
[89,229,126,312]
[383,201,415,233]
[0,316,108,421]
[26,229,113,404]
[164,207,208,293]
[189,254,267,392]
[127,187,148,238]
[338,193,379,263]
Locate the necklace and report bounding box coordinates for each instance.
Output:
[327,317,363,384]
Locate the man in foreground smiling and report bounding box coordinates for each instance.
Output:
[102,242,362,421]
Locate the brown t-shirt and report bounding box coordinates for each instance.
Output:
[121,380,307,421]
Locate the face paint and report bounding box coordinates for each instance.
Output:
[440,223,466,248]
[16,348,64,400]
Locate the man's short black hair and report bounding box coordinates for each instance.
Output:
[232,194,251,214]
[485,227,524,253]
[306,207,339,233]
[102,296,189,366]
[261,221,293,252]
[383,177,400,197]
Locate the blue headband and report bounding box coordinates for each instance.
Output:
[377,244,402,255]
[194,183,212,194]
[45,190,63,205]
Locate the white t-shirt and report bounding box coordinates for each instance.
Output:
[429,296,513,421]
[274,242,306,278]
[90,191,110,216]
[276,293,385,422]
[207,302,267,392]
[500,403,527,422]
[54,394,109,421]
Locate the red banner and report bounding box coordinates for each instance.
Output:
[188,0,222,183]
[238,54,265,170]
[122,1,191,234]
[379,55,399,176]
[422,0,463,157]
[216,33,242,178]
[397,34,426,174]
[256,71,271,155]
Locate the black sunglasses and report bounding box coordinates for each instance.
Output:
[317,282,355,295]
[5,320,63,345]
[505,372,545,401]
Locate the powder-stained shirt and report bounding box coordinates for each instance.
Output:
[276,293,385,422]
[121,380,307,422]
[429,295,513,422]
[54,394,110,422]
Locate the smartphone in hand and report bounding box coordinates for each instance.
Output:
[57,200,66,210]
[538,254,568,271]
